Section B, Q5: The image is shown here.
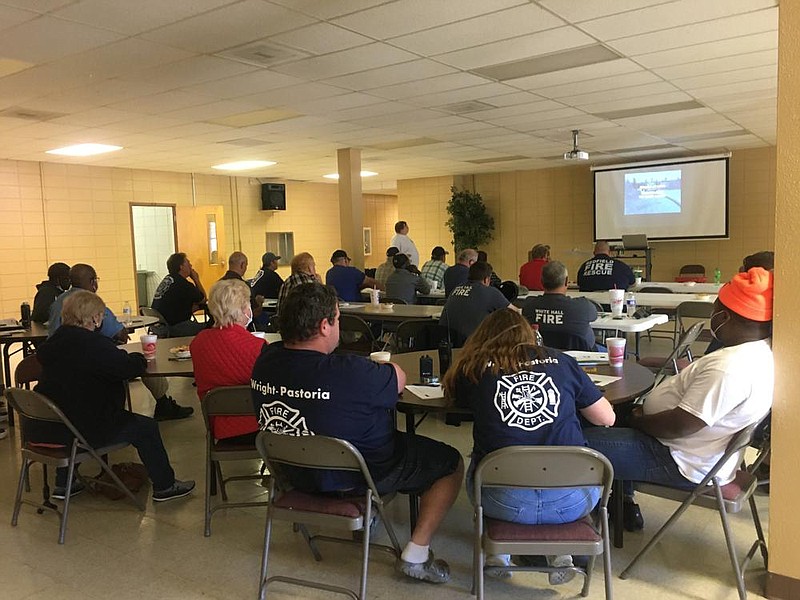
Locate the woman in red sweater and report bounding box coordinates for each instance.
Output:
[191,278,266,442]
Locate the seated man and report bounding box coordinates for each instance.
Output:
[250,252,284,300]
[50,264,192,421]
[519,243,550,291]
[220,251,248,282]
[276,252,320,314]
[522,260,599,351]
[374,247,400,289]
[152,252,207,337]
[439,262,518,346]
[386,253,430,305]
[325,249,380,302]
[251,283,463,584]
[420,246,449,289]
[584,268,773,529]
[32,262,71,323]
[577,241,634,291]
[33,290,194,501]
[443,248,477,297]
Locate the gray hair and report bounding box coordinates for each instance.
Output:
[208,279,251,328]
[541,260,568,290]
[457,248,478,264]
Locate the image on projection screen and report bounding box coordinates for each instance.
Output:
[624,169,682,215]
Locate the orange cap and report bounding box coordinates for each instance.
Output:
[718,267,773,322]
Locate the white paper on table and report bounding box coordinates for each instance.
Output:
[405,384,444,399]
[563,351,609,364]
[587,374,621,387]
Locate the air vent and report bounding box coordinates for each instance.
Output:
[439,100,496,114]
[0,106,65,121]
[216,41,308,68]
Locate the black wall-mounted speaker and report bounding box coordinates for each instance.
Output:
[261,183,286,210]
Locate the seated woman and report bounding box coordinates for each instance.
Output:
[32,290,194,502]
[443,309,615,584]
[190,278,266,443]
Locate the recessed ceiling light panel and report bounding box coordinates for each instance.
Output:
[212,160,277,171]
[46,143,122,157]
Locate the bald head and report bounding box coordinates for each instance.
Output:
[457,248,478,266]
[70,263,98,292]
[594,241,610,255]
[228,251,248,276]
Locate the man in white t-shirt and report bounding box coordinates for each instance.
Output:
[390,220,420,267]
[585,267,773,530]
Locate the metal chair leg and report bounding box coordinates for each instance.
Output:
[713,482,747,600]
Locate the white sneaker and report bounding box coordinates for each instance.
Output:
[0,427,7,440]
[485,554,512,579]
[547,555,576,585]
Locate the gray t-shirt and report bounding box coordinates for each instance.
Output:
[386,268,430,305]
[439,282,509,345]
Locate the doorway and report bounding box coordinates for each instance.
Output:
[130,204,177,308]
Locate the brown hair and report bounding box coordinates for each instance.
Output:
[443,309,544,393]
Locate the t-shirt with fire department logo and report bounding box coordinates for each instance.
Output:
[454,347,603,461]
[250,342,399,491]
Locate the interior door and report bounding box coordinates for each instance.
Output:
[175,205,226,293]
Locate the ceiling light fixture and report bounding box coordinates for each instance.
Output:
[46,143,122,157]
[563,130,589,161]
[323,171,378,179]
[212,160,276,171]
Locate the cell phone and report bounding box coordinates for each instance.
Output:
[419,354,433,382]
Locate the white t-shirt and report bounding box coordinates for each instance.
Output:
[389,233,419,267]
[643,339,773,484]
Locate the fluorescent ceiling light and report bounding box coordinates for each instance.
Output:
[46,143,122,156]
[323,171,378,179]
[212,160,276,171]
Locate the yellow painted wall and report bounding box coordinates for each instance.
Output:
[397,147,775,284]
[768,0,800,589]
[363,193,398,269]
[396,175,457,266]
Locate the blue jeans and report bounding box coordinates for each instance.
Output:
[467,458,600,525]
[583,427,695,496]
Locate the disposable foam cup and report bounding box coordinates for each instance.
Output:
[634,277,642,285]
[607,337,626,367]
[430,280,438,292]
[140,334,157,359]
[609,289,625,317]
[251,331,266,339]
[369,351,391,363]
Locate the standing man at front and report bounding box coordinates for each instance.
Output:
[577,241,635,291]
[252,283,463,583]
[390,220,420,267]
[152,252,207,337]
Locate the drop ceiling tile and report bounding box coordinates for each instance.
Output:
[388,4,564,55]
[436,27,594,70]
[571,85,686,110]
[109,90,216,115]
[265,23,372,55]
[367,73,492,101]
[332,0,525,39]
[536,71,662,99]
[323,101,416,122]
[653,48,777,80]
[679,133,764,150]
[141,0,315,54]
[607,9,777,56]
[539,0,678,23]
[119,56,258,88]
[467,99,567,121]
[292,92,385,114]
[580,0,776,40]
[0,5,39,33]
[50,107,137,127]
[672,64,775,90]
[51,0,239,35]
[476,91,546,107]
[488,106,585,129]
[269,0,393,20]
[322,60,457,91]
[634,31,777,67]
[0,15,123,63]
[508,58,643,90]
[271,43,418,80]
[238,82,351,108]
[0,0,76,12]
[686,78,776,99]
[178,70,306,100]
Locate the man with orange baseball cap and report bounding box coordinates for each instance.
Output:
[585,267,774,530]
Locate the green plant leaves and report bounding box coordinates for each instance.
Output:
[446,186,495,251]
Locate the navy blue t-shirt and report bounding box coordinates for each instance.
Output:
[454,347,602,461]
[326,265,366,302]
[576,254,635,291]
[251,342,399,490]
[443,263,469,296]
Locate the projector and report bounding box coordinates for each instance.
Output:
[563,149,589,160]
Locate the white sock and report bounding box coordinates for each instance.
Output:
[401,541,430,564]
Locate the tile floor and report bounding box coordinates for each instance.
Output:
[0,334,769,599]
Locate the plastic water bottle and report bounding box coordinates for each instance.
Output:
[532,323,544,346]
[626,292,637,318]
[122,301,132,325]
[713,267,722,285]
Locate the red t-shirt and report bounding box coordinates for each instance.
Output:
[190,325,266,439]
[519,258,548,291]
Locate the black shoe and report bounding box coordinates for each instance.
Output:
[153,479,195,502]
[623,499,644,531]
[154,397,193,421]
[52,479,86,500]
